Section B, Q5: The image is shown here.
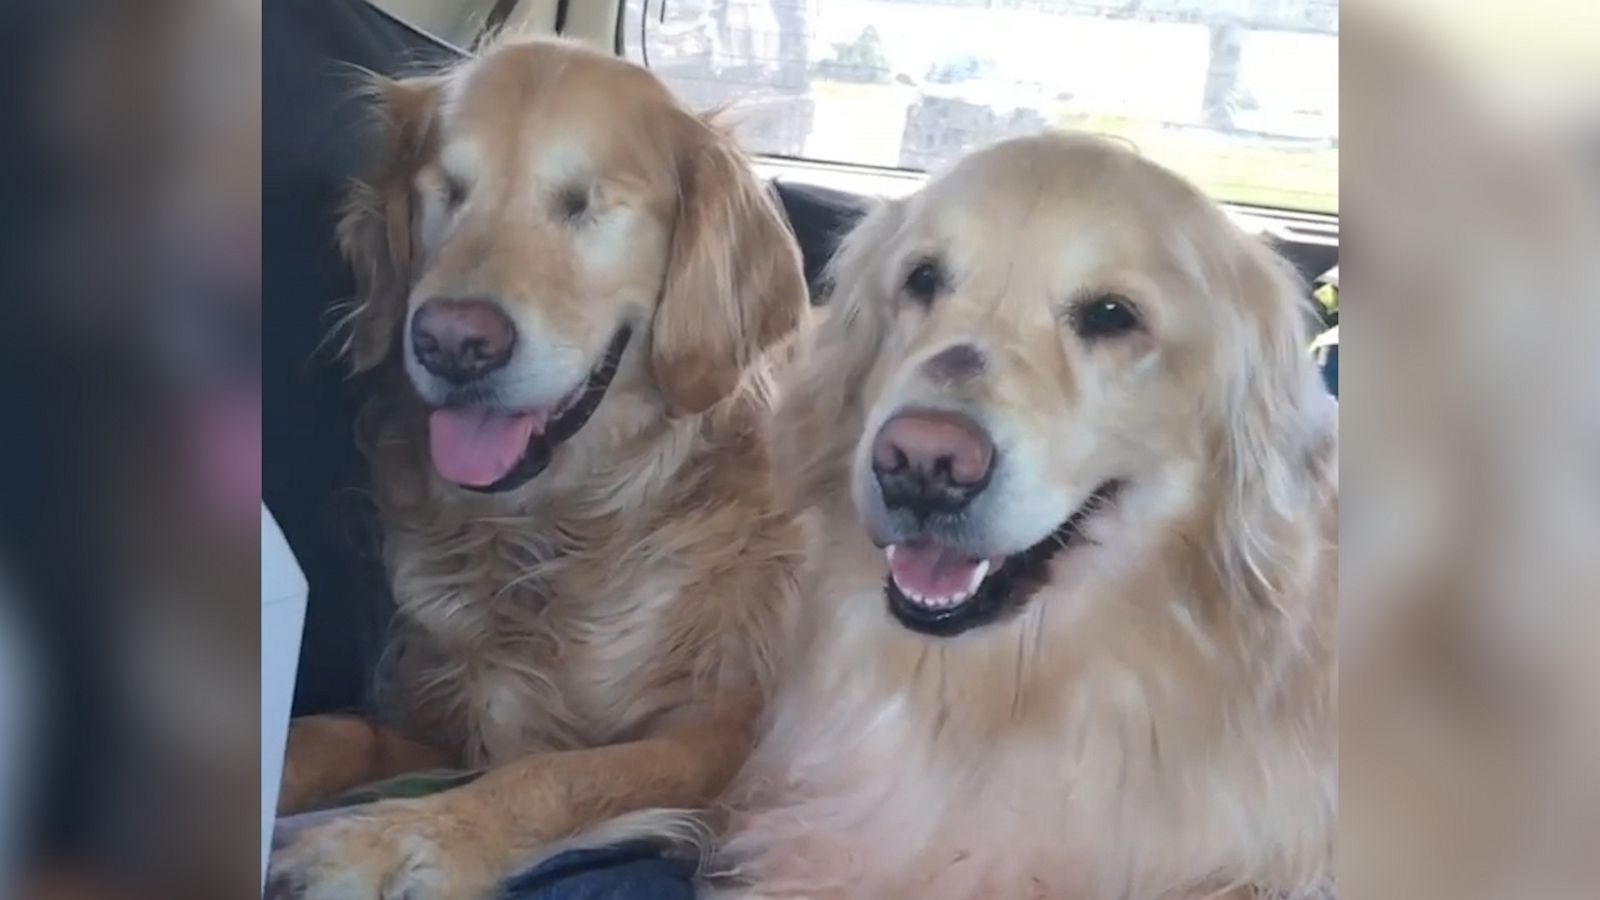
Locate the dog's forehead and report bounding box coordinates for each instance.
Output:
[437,50,677,187]
[911,180,1134,273]
[925,136,1202,223]
[908,149,1222,287]
[445,43,673,129]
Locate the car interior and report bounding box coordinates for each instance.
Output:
[265,0,1338,738]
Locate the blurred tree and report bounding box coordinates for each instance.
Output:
[1202,20,1242,131]
[816,25,890,84]
[771,0,810,91]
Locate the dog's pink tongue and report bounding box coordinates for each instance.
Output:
[889,541,982,598]
[428,408,545,487]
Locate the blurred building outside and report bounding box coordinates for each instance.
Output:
[628,0,1339,212]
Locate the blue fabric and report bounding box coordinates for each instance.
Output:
[1312,326,1338,398]
[499,842,697,900]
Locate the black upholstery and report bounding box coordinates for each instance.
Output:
[265,0,458,715]
[769,180,870,302]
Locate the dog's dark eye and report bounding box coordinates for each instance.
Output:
[443,175,468,210]
[558,186,590,223]
[903,258,946,305]
[1071,294,1143,340]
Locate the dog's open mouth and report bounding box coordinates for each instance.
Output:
[426,327,632,493]
[884,480,1123,637]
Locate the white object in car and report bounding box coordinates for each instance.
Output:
[261,505,308,892]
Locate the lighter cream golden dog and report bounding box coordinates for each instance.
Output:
[267,39,808,900]
[707,134,1338,900]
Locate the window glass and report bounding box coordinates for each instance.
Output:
[622,0,1339,213]
[369,0,493,47]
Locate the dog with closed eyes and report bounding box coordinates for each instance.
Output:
[267,38,809,900]
[703,133,1338,900]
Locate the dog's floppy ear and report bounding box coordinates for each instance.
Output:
[1213,237,1337,615]
[652,118,808,415]
[335,75,441,375]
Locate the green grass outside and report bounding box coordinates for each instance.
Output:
[799,81,1339,214]
[1050,112,1338,214]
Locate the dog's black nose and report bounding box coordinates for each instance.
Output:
[411,297,516,384]
[872,410,995,517]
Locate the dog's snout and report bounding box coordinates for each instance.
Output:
[872,410,995,516]
[411,297,516,384]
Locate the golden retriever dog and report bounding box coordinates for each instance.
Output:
[266,38,808,899]
[706,134,1338,900]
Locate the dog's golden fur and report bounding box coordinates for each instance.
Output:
[708,134,1338,900]
[269,38,807,899]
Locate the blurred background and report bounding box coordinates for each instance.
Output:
[1341,3,1600,899]
[0,0,260,897]
[0,0,1594,898]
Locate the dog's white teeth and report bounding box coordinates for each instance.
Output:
[887,549,988,610]
[965,559,991,594]
[909,589,967,609]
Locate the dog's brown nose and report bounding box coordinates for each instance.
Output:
[411,297,515,384]
[872,410,995,516]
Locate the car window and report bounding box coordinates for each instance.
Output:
[368,0,493,46]
[622,0,1339,214]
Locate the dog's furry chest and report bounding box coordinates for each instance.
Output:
[720,565,1335,900]
[728,730,1325,900]
[380,520,691,766]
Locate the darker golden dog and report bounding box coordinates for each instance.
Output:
[268,38,808,900]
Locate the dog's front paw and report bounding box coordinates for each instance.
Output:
[266,800,498,900]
